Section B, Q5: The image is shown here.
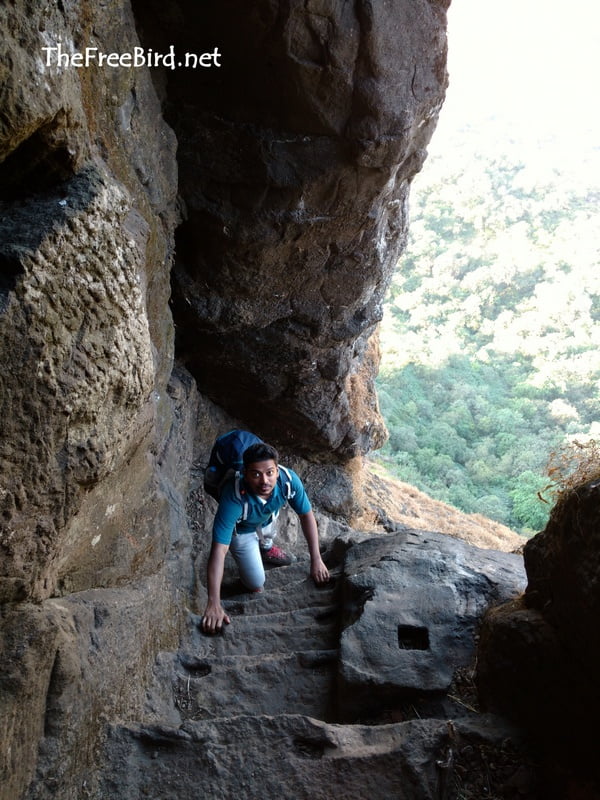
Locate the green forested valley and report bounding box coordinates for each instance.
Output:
[376,131,600,536]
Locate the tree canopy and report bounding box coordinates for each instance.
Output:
[376,132,600,536]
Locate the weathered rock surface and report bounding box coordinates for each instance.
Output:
[477,479,600,792]
[133,0,450,460]
[0,368,198,800]
[0,0,178,603]
[337,530,525,719]
[0,2,185,795]
[99,714,524,800]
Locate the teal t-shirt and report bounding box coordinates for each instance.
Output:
[212,467,311,546]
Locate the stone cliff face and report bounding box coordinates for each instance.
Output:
[1,3,183,796]
[3,1,597,797]
[1,0,178,606]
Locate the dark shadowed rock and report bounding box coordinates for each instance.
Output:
[524,479,600,668]
[477,479,600,791]
[98,713,523,800]
[132,0,450,460]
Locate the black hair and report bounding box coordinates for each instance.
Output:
[243,442,279,467]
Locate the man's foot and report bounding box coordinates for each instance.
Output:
[260,544,293,567]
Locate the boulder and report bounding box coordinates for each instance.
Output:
[337,530,526,719]
[476,479,600,789]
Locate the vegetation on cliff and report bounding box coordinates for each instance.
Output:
[374,0,599,537]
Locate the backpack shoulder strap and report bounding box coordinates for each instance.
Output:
[278,465,295,500]
[234,474,249,520]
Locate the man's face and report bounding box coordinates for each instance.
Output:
[243,459,279,499]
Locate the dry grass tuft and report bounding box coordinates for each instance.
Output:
[540,439,600,508]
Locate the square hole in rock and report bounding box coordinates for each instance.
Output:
[397,624,429,650]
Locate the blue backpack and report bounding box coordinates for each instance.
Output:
[204,429,263,500]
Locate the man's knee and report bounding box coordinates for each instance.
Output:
[241,578,264,592]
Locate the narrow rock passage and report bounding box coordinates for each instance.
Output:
[94,532,536,800]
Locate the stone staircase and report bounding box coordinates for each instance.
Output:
[92,534,536,800]
[171,556,342,722]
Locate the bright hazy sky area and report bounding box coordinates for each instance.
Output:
[430,0,599,169]
[382,0,599,370]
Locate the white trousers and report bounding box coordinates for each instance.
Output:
[228,520,276,591]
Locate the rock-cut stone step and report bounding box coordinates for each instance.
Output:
[98,713,521,800]
[172,649,339,720]
[165,559,342,721]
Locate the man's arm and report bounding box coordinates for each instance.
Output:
[202,541,231,633]
[299,510,330,584]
